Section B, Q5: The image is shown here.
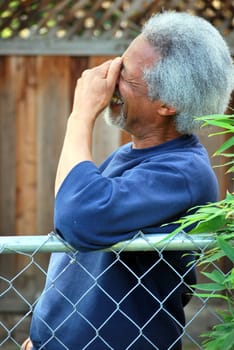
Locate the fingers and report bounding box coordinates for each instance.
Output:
[72,57,123,118]
[106,57,123,87]
[21,338,33,350]
[81,60,113,79]
[81,57,122,82]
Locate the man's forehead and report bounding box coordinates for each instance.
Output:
[122,34,158,75]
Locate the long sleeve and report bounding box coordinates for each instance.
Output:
[54,141,218,251]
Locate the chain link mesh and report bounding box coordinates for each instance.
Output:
[0,233,226,350]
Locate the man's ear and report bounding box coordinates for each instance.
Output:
[158,103,177,117]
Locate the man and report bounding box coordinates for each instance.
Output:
[22,11,233,350]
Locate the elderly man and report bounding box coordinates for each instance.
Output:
[23,11,233,350]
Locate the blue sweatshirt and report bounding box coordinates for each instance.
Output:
[30,135,218,350]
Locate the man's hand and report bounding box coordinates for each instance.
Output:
[54,57,122,195]
[71,57,122,121]
[21,338,33,350]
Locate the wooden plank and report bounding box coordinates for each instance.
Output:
[69,56,88,108]
[0,298,30,313]
[14,56,37,236]
[198,127,229,200]
[0,39,130,56]
[120,130,131,145]
[36,56,71,234]
[11,56,38,271]
[0,56,16,278]
[0,57,16,235]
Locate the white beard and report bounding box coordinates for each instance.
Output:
[102,106,126,130]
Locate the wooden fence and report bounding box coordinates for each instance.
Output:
[0,54,232,268]
[0,55,121,238]
[0,55,233,344]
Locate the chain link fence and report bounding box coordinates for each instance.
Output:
[0,232,226,349]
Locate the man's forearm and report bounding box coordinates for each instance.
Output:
[55,116,94,196]
[54,57,122,196]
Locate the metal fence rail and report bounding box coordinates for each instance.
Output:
[0,232,216,253]
[0,233,224,350]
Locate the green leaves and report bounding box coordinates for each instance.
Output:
[189,213,226,234]
[194,268,233,292]
[201,318,234,350]
[171,113,234,350]
[202,269,226,284]
[197,114,234,173]
[194,282,226,291]
[217,236,234,263]
[197,114,234,132]
[170,195,234,350]
[214,136,234,155]
[171,192,234,236]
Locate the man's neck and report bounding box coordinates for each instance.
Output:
[131,129,182,149]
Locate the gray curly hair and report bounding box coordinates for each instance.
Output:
[142,11,234,134]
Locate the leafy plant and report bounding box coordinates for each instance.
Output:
[199,114,234,174]
[172,114,234,350]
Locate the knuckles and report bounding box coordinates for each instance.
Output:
[81,69,91,77]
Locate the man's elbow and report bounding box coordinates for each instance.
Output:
[54,212,113,252]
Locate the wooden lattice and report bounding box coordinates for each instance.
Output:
[0,0,233,40]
